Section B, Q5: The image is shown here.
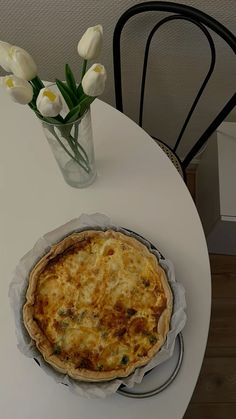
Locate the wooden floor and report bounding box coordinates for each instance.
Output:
[183,171,236,419]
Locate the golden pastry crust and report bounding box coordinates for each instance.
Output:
[23,230,173,381]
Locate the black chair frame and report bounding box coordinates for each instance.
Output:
[113,1,236,172]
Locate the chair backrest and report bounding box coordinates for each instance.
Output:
[113,1,236,169]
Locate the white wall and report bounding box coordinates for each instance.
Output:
[0,0,235,157]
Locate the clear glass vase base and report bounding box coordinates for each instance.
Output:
[62,159,97,188]
[41,103,96,189]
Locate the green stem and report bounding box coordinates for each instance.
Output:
[81,59,87,79]
[72,122,89,162]
[69,134,89,165]
[52,128,90,173]
[74,121,79,141]
[70,125,89,164]
[57,124,90,170]
[63,134,90,173]
[60,129,90,172]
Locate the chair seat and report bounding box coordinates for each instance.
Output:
[154,139,184,178]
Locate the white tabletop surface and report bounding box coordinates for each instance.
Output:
[0,95,211,419]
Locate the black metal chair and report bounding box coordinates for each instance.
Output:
[113,1,236,179]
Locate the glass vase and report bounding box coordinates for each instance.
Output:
[41,108,96,188]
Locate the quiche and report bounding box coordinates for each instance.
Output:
[23,230,173,382]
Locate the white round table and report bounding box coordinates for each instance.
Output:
[0,96,211,419]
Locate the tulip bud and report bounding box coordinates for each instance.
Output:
[36,87,62,117]
[0,75,33,104]
[77,25,103,60]
[82,64,106,97]
[8,45,37,80]
[0,41,12,72]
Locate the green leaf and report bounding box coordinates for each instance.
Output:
[55,79,76,110]
[44,116,63,124]
[28,101,37,111]
[79,96,95,117]
[64,103,81,123]
[65,63,77,93]
[31,76,44,90]
[76,83,84,99]
[58,124,72,138]
[35,76,44,88]
[35,114,63,125]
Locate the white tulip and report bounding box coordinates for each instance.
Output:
[77,25,103,60]
[8,45,37,80]
[0,75,33,104]
[82,64,106,97]
[36,87,62,117]
[0,41,12,71]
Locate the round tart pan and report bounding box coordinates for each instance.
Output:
[33,226,184,396]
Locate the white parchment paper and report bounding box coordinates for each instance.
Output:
[9,213,186,398]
